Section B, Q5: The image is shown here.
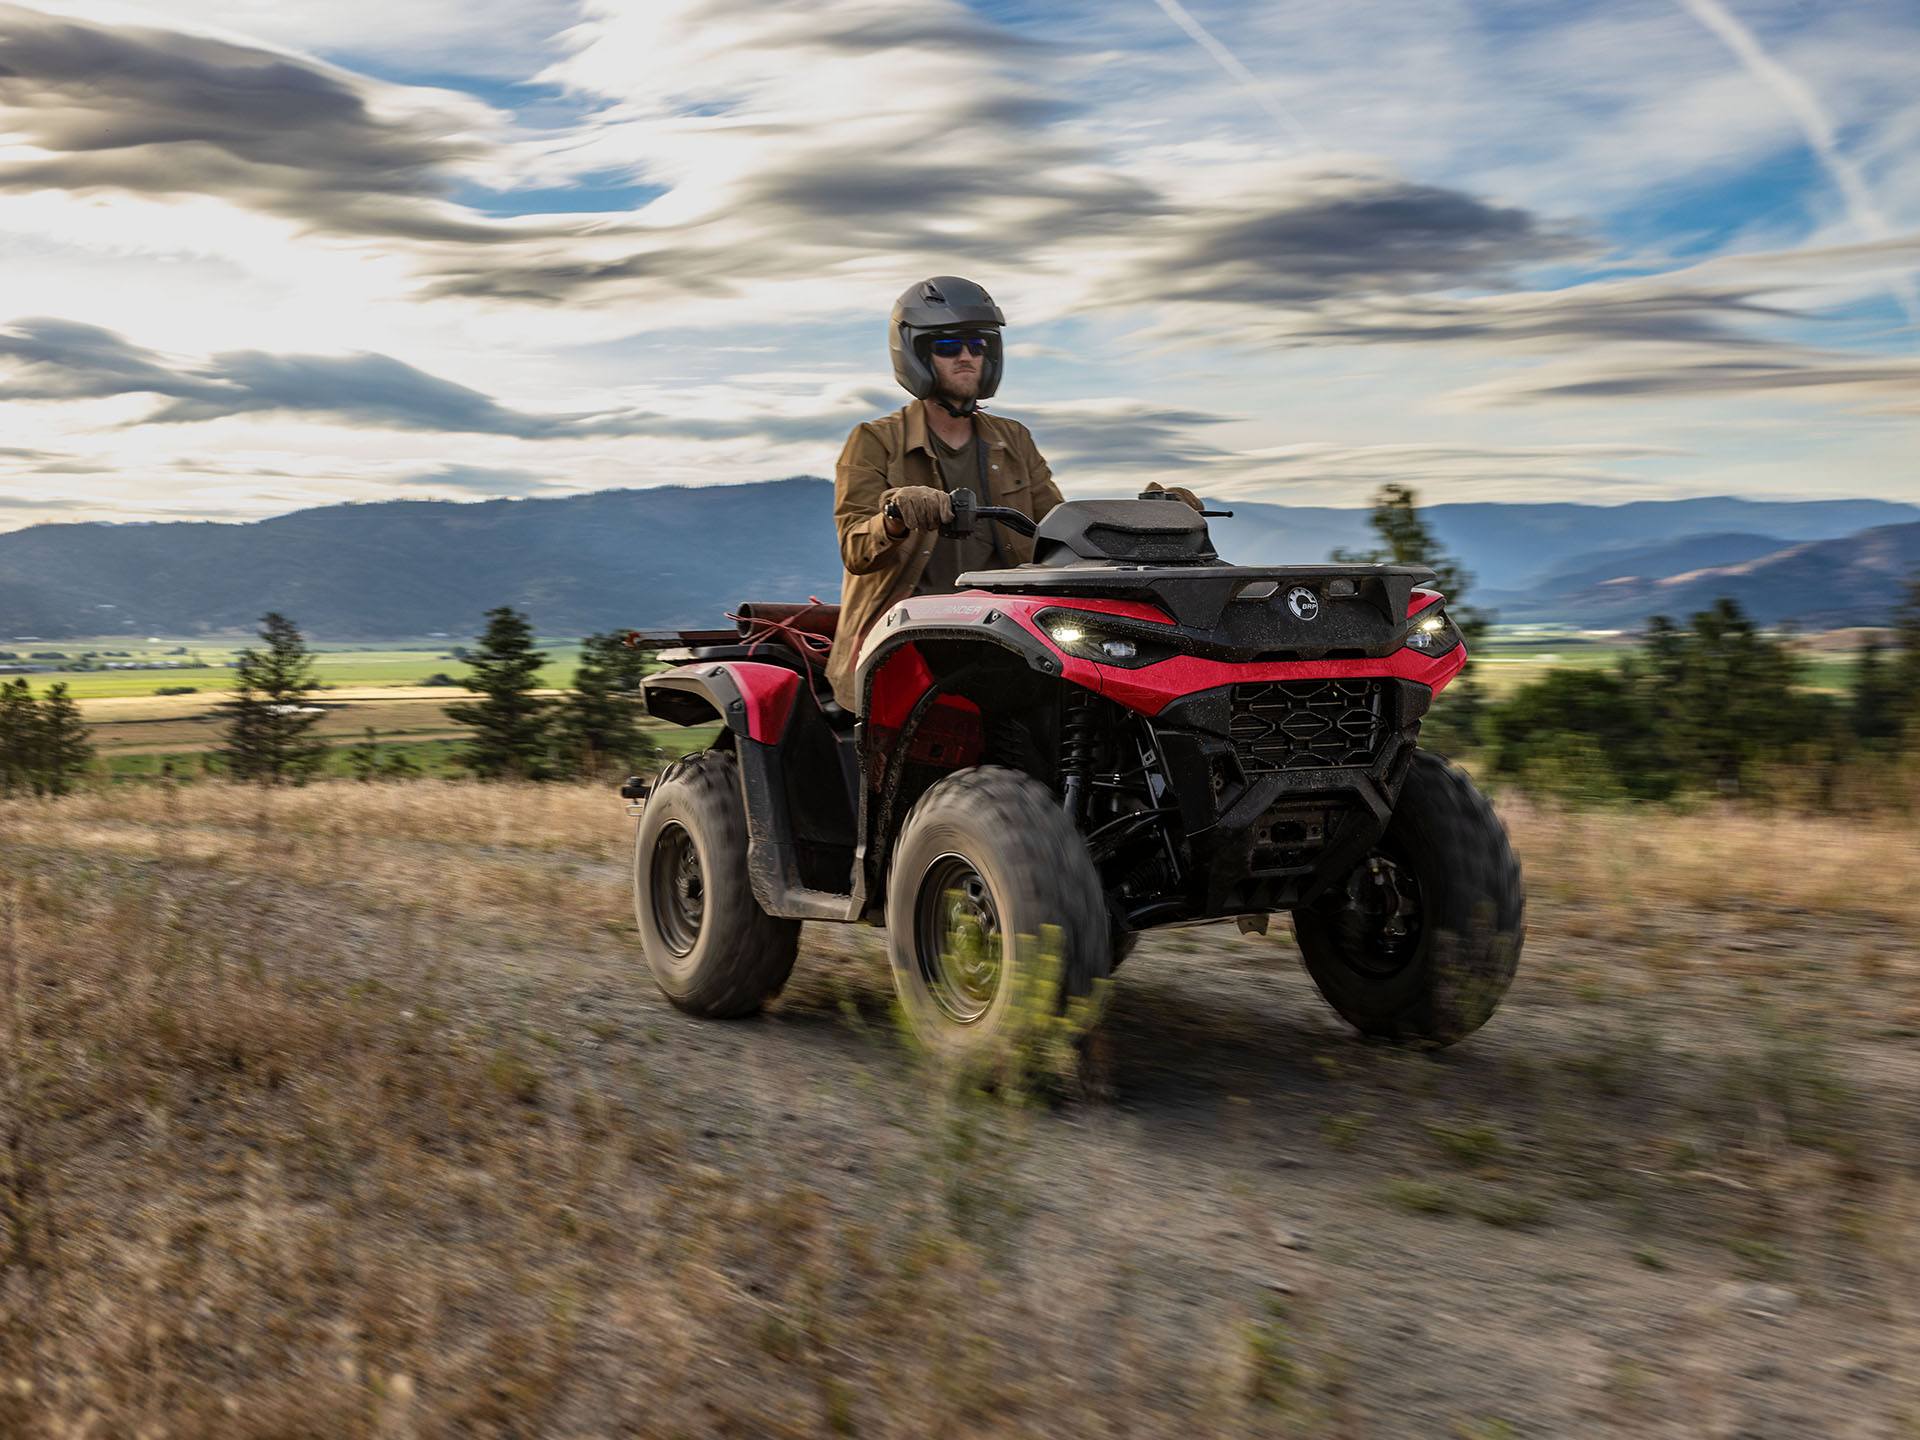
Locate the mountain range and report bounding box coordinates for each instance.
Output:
[0,478,1915,638]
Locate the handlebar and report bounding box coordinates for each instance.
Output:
[941,487,1038,540]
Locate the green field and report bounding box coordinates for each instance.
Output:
[1468,628,1860,695]
[11,629,1868,704]
[6,639,587,699]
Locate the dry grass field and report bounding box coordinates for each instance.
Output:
[2,781,1916,1437]
[76,690,484,758]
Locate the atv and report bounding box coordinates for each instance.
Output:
[622,489,1523,1055]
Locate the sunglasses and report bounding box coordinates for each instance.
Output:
[928,336,991,358]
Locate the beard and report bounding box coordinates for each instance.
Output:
[934,368,981,403]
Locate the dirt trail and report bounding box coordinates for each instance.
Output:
[2,784,1916,1438]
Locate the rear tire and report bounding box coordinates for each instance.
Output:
[886,766,1109,1059]
[634,749,800,1018]
[1294,750,1523,1046]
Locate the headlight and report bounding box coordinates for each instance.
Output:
[1038,610,1175,668]
[1404,607,1462,656]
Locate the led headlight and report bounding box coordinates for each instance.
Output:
[1038,610,1174,668]
[1403,607,1463,655]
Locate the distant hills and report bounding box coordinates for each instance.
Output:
[1494,522,1920,630]
[0,478,1915,638]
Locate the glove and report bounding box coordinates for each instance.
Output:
[1143,481,1204,512]
[882,485,954,533]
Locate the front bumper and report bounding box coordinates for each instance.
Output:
[1123,677,1433,923]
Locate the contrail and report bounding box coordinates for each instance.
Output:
[1676,0,1918,325]
[1149,0,1315,151]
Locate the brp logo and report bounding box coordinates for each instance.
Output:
[1286,586,1321,621]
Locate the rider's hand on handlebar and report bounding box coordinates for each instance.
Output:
[882,486,954,536]
[1142,481,1204,512]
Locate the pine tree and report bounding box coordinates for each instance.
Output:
[557,632,658,777]
[1333,483,1491,748]
[219,612,328,784]
[1851,635,1900,745]
[447,607,554,778]
[0,678,41,795]
[348,726,382,782]
[37,682,93,795]
[1892,575,1920,709]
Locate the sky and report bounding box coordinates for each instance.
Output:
[0,0,1916,529]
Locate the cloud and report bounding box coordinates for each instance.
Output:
[1148,0,1315,150]
[0,491,85,511]
[1188,441,1680,505]
[1453,346,1920,410]
[391,463,571,496]
[1117,167,1582,311]
[0,316,628,434]
[0,315,898,441]
[1676,0,1918,322]
[0,3,542,243]
[1010,399,1235,471]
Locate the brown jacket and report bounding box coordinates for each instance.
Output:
[827,399,1063,710]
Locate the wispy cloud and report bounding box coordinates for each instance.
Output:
[0,317,892,441]
[0,4,538,244]
[1147,0,1314,149]
[1675,0,1918,323]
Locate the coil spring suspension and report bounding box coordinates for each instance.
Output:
[1059,691,1097,822]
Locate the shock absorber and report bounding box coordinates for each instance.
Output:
[1059,691,1096,824]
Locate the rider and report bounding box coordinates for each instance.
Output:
[824,276,1202,712]
[824,276,1062,711]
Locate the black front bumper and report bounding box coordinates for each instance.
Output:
[1128,677,1431,923]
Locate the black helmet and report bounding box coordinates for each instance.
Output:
[889,275,1006,415]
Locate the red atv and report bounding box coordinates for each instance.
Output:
[623,490,1523,1055]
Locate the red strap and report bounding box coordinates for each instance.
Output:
[723,598,834,694]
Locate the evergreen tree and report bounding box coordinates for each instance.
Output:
[382,749,421,779]
[1892,574,1920,711]
[557,632,659,777]
[1851,634,1901,745]
[219,612,328,785]
[1333,483,1491,747]
[37,682,93,795]
[0,678,41,795]
[348,726,382,781]
[447,607,553,778]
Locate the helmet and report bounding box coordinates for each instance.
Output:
[889,275,1006,414]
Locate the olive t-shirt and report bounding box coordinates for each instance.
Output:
[914,427,999,595]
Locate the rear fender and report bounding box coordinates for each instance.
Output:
[642,662,857,923]
[642,661,800,743]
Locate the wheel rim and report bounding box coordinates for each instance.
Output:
[914,853,1003,1024]
[1330,851,1424,979]
[650,820,705,957]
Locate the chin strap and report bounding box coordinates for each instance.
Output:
[932,395,989,418]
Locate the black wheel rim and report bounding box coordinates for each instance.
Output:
[650,821,705,957]
[914,853,1003,1024]
[1330,850,1424,979]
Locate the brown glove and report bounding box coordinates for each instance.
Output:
[882,485,954,534]
[1142,481,1204,512]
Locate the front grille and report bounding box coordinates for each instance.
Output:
[1229,679,1388,772]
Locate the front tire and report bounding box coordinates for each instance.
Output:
[886,766,1109,1059]
[1294,750,1524,1046]
[634,749,800,1017]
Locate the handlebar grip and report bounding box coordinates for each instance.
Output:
[941,486,977,539]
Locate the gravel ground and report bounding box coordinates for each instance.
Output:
[2,782,1915,1437]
